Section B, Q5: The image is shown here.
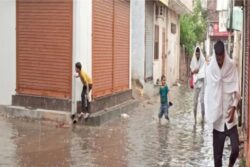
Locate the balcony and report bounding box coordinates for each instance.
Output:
[168,0,193,15]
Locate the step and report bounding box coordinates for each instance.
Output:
[78,99,139,126]
[0,105,71,124]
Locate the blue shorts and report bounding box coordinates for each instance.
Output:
[159,103,169,119]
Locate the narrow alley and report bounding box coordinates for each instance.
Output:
[0,0,249,166]
[0,86,241,167]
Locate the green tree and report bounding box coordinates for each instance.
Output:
[180,0,207,57]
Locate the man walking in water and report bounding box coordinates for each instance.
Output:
[205,41,240,167]
[190,47,205,123]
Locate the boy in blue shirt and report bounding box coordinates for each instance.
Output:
[159,75,171,123]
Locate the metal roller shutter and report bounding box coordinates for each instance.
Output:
[92,0,130,98]
[92,0,114,98]
[113,0,130,92]
[16,0,72,99]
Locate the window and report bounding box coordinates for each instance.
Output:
[160,6,164,15]
[154,25,159,60]
[155,4,165,19]
[155,5,159,16]
[171,23,176,34]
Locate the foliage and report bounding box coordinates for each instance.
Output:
[180,0,208,57]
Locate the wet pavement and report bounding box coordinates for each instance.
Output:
[0,86,241,167]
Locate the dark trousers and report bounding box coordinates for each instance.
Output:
[81,84,92,113]
[213,125,239,167]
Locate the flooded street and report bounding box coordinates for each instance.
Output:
[0,86,241,167]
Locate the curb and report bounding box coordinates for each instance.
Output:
[0,99,139,126]
[78,99,139,126]
[0,105,71,124]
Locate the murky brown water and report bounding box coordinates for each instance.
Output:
[0,86,241,167]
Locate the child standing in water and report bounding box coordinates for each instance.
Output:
[159,75,170,124]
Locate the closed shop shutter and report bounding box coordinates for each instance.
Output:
[92,0,130,98]
[113,0,130,92]
[92,0,114,98]
[16,0,72,99]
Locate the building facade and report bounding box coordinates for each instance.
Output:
[0,0,132,113]
[131,0,192,96]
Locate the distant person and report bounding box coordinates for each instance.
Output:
[73,62,93,120]
[205,40,240,167]
[190,47,205,123]
[158,75,172,124]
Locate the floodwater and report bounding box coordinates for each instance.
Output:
[0,86,241,167]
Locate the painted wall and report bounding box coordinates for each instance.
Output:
[201,0,207,10]
[145,1,154,80]
[0,0,16,105]
[233,31,243,90]
[73,0,92,104]
[153,4,168,85]
[180,0,193,12]
[153,24,163,84]
[153,3,167,84]
[167,9,180,86]
[131,0,145,85]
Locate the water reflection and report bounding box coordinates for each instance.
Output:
[0,118,17,167]
[0,86,240,167]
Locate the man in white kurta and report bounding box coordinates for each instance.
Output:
[205,41,240,167]
[190,47,205,123]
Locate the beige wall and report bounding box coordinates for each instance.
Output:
[153,3,168,85]
[166,9,180,86]
[233,31,243,90]
[180,0,193,12]
[153,20,165,85]
[153,3,181,86]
